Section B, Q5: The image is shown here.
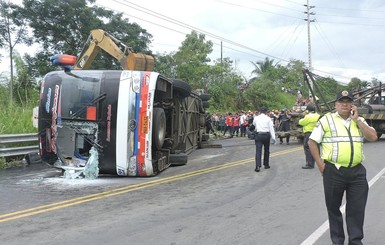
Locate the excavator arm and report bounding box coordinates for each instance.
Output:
[74,29,154,71]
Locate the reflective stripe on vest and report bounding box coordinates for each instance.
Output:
[320,114,364,167]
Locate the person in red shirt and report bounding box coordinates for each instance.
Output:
[223,112,234,137]
[233,113,240,137]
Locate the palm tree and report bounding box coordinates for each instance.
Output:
[250,57,277,76]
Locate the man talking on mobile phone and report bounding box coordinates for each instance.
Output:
[308,90,377,245]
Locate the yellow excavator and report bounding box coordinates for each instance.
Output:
[74,29,154,71]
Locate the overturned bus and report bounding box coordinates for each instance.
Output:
[38,65,210,177]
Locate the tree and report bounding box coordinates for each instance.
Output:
[369,77,381,88]
[13,52,38,106]
[347,77,365,92]
[174,31,213,89]
[250,57,277,76]
[207,58,243,111]
[154,52,177,78]
[21,0,153,75]
[284,59,306,95]
[0,0,32,103]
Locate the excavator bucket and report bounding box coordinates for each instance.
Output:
[123,53,154,71]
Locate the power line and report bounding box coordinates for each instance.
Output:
[312,21,345,68]
[109,0,291,62]
[97,0,383,81]
[316,5,385,13]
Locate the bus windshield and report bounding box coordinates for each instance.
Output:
[44,71,103,119]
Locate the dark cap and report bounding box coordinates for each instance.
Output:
[260,106,268,112]
[306,105,315,112]
[336,90,354,101]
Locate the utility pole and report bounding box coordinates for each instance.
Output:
[304,0,315,92]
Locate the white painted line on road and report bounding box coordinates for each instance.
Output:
[300,166,385,245]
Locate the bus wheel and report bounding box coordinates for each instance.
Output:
[171,79,191,98]
[170,153,188,166]
[153,107,166,150]
[199,93,211,101]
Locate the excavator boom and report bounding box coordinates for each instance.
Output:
[74,29,154,71]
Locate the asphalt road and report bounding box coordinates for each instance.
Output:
[0,136,384,245]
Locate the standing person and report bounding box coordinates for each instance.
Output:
[218,114,226,133]
[272,109,280,131]
[213,113,219,129]
[223,112,234,137]
[299,105,320,169]
[205,113,217,137]
[308,90,377,245]
[253,106,276,172]
[278,108,291,144]
[240,111,248,137]
[233,113,240,137]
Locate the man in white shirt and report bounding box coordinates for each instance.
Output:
[239,111,247,137]
[252,106,276,172]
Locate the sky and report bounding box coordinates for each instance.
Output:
[2,0,385,84]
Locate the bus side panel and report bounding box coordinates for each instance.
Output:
[143,72,158,175]
[98,71,121,174]
[38,74,62,165]
[136,72,158,176]
[137,72,150,176]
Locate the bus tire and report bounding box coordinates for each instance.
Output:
[170,153,188,166]
[199,93,211,101]
[171,79,191,98]
[153,107,166,150]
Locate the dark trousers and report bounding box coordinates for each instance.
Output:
[223,125,233,136]
[323,161,368,245]
[303,132,315,167]
[279,121,290,143]
[233,126,239,136]
[240,125,247,137]
[254,133,271,168]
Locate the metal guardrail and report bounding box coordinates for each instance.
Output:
[0,133,39,158]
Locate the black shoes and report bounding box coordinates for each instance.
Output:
[302,165,314,169]
[255,166,270,172]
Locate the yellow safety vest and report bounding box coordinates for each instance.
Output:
[299,112,320,133]
[319,114,364,167]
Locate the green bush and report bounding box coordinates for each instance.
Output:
[0,103,37,134]
[0,86,38,169]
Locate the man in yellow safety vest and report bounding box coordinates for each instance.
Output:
[299,104,320,169]
[308,90,377,245]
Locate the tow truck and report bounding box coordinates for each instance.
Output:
[303,69,385,138]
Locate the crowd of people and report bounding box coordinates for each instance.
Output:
[206,108,296,142]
